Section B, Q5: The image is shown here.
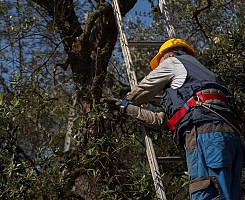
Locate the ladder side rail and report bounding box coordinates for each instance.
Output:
[112,1,167,199]
[141,126,167,199]
[112,0,137,87]
[158,0,176,38]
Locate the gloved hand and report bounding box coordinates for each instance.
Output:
[115,99,129,113]
[100,98,129,113]
[106,102,120,111]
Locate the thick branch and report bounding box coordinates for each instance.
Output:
[31,0,137,101]
[33,0,82,52]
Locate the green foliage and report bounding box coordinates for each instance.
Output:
[0,0,244,199]
[0,83,69,199]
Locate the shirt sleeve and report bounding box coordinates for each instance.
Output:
[126,104,167,130]
[125,57,175,105]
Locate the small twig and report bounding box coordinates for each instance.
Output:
[192,0,212,39]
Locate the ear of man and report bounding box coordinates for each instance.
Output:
[163,52,175,60]
[162,46,189,60]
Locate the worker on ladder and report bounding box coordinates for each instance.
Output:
[108,38,243,199]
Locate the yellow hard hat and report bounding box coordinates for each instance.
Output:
[150,38,195,69]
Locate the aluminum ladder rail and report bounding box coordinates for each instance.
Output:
[159,0,176,38]
[112,1,167,199]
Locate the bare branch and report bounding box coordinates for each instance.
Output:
[192,0,212,39]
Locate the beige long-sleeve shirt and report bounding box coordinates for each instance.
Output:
[125,57,187,129]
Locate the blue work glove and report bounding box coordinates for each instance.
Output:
[115,99,130,113]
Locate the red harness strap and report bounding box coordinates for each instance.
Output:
[167,91,225,131]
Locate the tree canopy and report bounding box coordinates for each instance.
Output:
[0,0,244,199]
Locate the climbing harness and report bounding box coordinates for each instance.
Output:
[168,89,226,131]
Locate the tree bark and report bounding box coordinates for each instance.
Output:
[32,0,137,103]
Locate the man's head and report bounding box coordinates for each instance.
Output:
[150,38,195,70]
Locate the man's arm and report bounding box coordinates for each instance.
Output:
[126,104,167,130]
[125,58,175,105]
[101,98,167,129]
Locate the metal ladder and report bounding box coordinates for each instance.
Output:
[112,1,183,199]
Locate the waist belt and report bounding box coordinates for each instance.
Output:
[167,90,226,131]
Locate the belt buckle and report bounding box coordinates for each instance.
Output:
[193,94,202,106]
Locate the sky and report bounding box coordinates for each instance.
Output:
[126,0,155,25]
[130,0,152,13]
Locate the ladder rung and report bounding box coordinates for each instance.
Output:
[128,41,162,46]
[157,156,186,164]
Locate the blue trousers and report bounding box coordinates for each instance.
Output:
[186,131,243,200]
